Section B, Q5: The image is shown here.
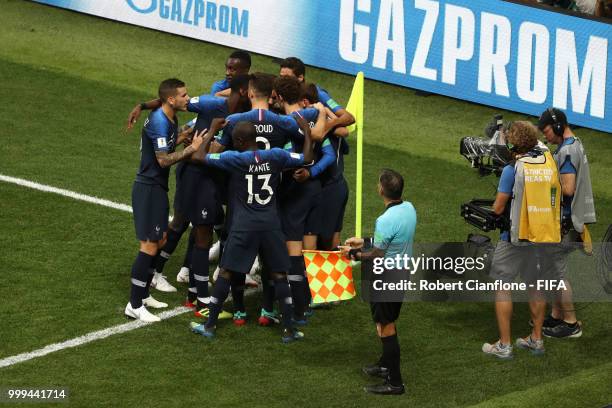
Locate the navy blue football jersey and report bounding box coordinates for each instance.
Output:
[187,94,229,132]
[135,108,178,191]
[210,78,229,96]
[219,109,298,151]
[204,149,304,231]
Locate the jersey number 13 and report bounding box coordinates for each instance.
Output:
[245,174,273,205]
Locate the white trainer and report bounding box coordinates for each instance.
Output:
[142,295,168,309]
[209,241,221,262]
[176,267,190,283]
[151,272,177,292]
[124,303,161,322]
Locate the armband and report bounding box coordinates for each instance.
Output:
[139,102,147,110]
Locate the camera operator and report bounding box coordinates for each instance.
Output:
[341,169,417,395]
[482,121,562,359]
[537,108,596,338]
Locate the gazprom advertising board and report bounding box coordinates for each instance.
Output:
[31,0,611,133]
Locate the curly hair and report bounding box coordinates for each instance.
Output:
[505,121,538,154]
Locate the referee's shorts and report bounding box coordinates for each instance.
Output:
[370,302,402,325]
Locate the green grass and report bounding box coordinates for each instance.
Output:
[0,1,611,407]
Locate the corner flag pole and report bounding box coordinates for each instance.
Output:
[346,72,364,238]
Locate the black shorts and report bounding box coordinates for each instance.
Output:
[179,166,224,226]
[318,178,349,239]
[370,302,402,324]
[172,162,187,213]
[280,179,322,241]
[220,229,290,274]
[132,182,169,242]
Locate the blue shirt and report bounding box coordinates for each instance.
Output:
[497,164,515,241]
[317,85,343,114]
[187,94,229,131]
[185,95,229,176]
[374,201,417,259]
[220,109,298,151]
[135,108,178,191]
[320,133,346,185]
[210,79,229,96]
[204,149,304,231]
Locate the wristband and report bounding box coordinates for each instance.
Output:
[348,248,361,261]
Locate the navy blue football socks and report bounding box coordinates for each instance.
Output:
[130,251,155,309]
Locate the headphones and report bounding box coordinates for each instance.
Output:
[548,108,565,137]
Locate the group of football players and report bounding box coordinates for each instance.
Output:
[124,51,354,343]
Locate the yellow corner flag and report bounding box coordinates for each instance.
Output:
[345,72,364,237]
[303,250,356,304]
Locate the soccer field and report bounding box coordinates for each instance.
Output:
[0,1,611,407]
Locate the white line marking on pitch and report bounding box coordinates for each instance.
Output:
[0,286,260,369]
[0,307,190,369]
[0,174,132,213]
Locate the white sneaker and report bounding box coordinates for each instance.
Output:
[124,303,161,322]
[151,272,177,292]
[176,267,190,283]
[212,265,220,283]
[142,295,168,309]
[209,241,221,262]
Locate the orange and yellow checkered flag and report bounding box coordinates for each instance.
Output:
[302,250,356,304]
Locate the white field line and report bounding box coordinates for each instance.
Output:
[0,307,190,369]
[0,174,132,213]
[0,173,260,368]
[0,286,259,369]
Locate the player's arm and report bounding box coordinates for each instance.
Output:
[214,88,231,98]
[294,138,334,182]
[126,98,162,130]
[309,103,327,142]
[192,118,227,162]
[296,115,314,164]
[326,108,354,130]
[318,88,355,129]
[322,107,349,137]
[177,119,196,146]
[155,131,204,168]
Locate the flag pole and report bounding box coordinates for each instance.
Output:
[345,72,364,238]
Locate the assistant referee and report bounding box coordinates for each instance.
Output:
[341,169,417,395]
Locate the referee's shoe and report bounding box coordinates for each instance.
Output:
[364,380,405,395]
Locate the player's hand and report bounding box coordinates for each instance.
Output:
[210,118,227,131]
[313,102,326,113]
[344,237,364,249]
[177,126,195,145]
[293,168,310,183]
[126,105,142,131]
[190,129,206,151]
